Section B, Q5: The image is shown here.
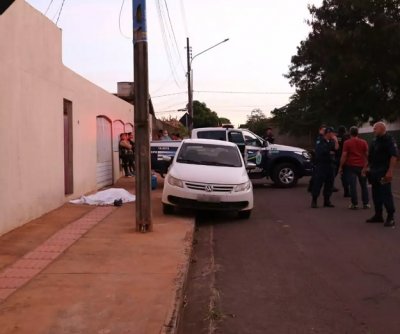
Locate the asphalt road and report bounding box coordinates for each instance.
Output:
[179,175,400,334]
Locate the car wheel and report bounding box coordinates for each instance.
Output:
[272,163,298,188]
[163,203,174,215]
[238,210,251,219]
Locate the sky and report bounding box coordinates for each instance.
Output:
[26,0,322,126]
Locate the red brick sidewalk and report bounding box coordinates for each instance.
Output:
[0,178,194,334]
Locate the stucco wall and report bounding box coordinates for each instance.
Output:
[0,0,134,235]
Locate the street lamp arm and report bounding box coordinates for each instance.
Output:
[191,38,229,64]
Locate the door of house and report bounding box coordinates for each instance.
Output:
[96,116,113,189]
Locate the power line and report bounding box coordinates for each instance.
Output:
[44,0,55,15]
[195,90,294,95]
[118,0,131,40]
[155,0,182,87]
[55,0,66,24]
[163,0,186,73]
[152,91,187,98]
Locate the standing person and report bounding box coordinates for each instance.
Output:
[308,124,327,193]
[338,126,369,209]
[311,127,339,208]
[365,122,398,227]
[127,132,135,175]
[160,130,172,141]
[119,133,133,177]
[264,128,275,144]
[335,126,351,196]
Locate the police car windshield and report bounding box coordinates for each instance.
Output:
[177,143,242,167]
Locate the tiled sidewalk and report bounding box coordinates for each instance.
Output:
[0,206,115,302]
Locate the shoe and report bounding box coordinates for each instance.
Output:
[348,204,358,210]
[311,200,318,208]
[366,215,384,223]
[324,202,335,208]
[384,216,395,228]
[363,204,371,209]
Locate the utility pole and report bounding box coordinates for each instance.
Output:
[186,37,193,133]
[133,0,152,232]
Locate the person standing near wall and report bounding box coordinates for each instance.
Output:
[119,133,133,177]
[339,126,369,210]
[365,122,398,227]
[127,132,135,175]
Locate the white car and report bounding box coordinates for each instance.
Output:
[162,139,254,219]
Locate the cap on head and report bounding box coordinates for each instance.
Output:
[324,127,335,135]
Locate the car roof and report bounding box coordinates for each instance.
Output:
[192,127,228,132]
[181,138,238,147]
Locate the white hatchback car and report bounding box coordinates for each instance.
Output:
[162,139,254,219]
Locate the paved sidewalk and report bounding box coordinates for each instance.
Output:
[0,177,194,334]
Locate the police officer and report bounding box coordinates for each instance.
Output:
[311,127,339,208]
[308,124,327,193]
[365,122,398,227]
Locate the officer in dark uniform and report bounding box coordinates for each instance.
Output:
[311,127,339,208]
[365,122,398,227]
[307,125,326,193]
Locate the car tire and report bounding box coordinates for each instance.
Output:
[272,163,298,188]
[163,203,174,215]
[238,210,251,219]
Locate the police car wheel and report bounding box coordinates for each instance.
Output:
[272,163,298,188]
[163,203,174,215]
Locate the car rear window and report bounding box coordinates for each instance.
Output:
[196,131,227,141]
[177,143,242,167]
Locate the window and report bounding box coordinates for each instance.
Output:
[242,130,263,147]
[196,130,227,141]
[63,99,73,195]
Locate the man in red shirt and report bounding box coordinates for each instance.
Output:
[339,127,369,209]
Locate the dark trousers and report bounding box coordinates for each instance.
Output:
[336,164,350,195]
[345,166,369,206]
[128,154,135,173]
[312,164,335,202]
[121,157,130,176]
[371,180,395,217]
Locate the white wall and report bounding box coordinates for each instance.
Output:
[0,0,134,235]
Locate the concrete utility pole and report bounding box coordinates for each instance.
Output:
[186,38,193,133]
[133,0,152,232]
[186,37,229,133]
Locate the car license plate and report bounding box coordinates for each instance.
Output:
[197,195,221,203]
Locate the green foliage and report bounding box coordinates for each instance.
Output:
[244,109,270,137]
[218,117,231,125]
[274,0,400,135]
[193,101,220,128]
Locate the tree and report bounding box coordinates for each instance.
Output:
[218,117,231,125]
[274,0,400,135]
[244,109,270,136]
[193,101,220,128]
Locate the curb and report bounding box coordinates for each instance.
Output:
[161,219,195,334]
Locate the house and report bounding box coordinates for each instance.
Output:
[0,0,136,236]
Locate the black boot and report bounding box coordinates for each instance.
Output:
[366,214,384,223]
[384,214,395,227]
[311,198,318,208]
[324,198,334,208]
